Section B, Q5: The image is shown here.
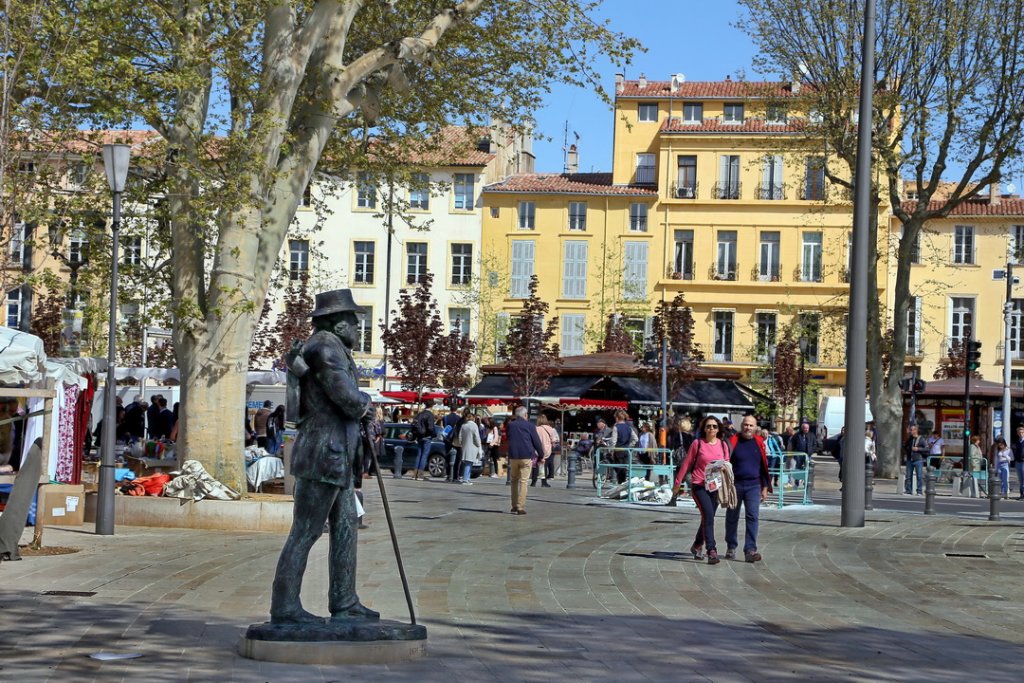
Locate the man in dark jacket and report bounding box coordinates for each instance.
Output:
[787,421,818,487]
[123,397,148,441]
[412,404,437,480]
[146,394,163,439]
[725,416,772,562]
[270,288,376,624]
[506,406,543,515]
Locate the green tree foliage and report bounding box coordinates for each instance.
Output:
[738,0,1024,476]
[500,275,560,398]
[20,1,638,489]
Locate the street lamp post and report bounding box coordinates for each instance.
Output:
[768,343,777,423]
[96,143,130,536]
[798,336,808,424]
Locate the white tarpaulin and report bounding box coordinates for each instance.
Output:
[0,327,47,385]
[113,367,288,385]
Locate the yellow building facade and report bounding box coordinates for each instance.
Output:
[482,76,887,391]
[891,199,1024,384]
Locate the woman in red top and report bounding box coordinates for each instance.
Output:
[674,415,731,565]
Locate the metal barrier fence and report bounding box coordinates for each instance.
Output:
[593,447,676,502]
[767,451,814,507]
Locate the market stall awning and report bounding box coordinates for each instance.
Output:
[609,377,661,403]
[543,398,628,411]
[380,390,449,403]
[673,380,755,411]
[463,375,603,401]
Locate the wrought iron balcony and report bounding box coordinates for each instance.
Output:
[753,264,782,282]
[800,182,826,201]
[713,181,741,200]
[671,181,698,199]
[710,263,739,281]
[756,183,786,200]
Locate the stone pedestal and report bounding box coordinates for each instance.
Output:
[239,619,427,665]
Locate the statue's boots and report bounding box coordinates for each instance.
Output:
[331,602,380,621]
[270,607,325,625]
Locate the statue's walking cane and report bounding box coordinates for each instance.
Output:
[363,426,417,625]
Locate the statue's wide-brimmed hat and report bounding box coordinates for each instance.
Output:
[309,288,365,318]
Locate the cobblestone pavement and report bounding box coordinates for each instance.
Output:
[2,469,1024,683]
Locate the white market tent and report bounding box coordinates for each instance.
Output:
[1,328,97,482]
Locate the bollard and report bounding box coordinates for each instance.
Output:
[447,447,457,482]
[989,467,1001,521]
[566,454,577,489]
[805,458,815,502]
[864,460,874,511]
[924,467,937,514]
[393,446,404,479]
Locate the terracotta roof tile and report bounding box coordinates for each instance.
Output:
[901,198,1024,216]
[618,79,803,99]
[405,125,494,167]
[483,173,657,197]
[660,117,808,134]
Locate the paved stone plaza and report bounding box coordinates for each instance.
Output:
[2,463,1023,682]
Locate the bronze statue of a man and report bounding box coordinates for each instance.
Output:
[270,288,377,624]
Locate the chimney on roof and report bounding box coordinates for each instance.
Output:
[615,73,625,95]
[990,181,1001,205]
[725,75,732,82]
[670,73,685,93]
[638,73,647,89]
[566,144,579,174]
[791,77,801,94]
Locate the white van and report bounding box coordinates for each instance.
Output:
[817,396,873,441]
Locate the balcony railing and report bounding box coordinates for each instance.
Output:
[756,183,786,200]
[710,263,739,281]
[801,181,825,201]
[668,263,695,280]
[634,166,656,185]
[795,264,823,282]
[671,181,698,199]
[753,264,782,281]
[711,352,734,362]
[995,341,1024,361]
[713,181,741,200]
[949,247,977,265]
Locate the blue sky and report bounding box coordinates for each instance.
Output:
[531,2,759,173]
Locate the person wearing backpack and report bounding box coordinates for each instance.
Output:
[411,404,437,480]
[674,415,731,565]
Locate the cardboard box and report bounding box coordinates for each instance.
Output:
[38,484,85,526]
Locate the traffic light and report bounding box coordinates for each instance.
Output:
[966,340,982,372]
[913,378,927,393]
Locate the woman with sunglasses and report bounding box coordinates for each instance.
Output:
[674,415,731,564]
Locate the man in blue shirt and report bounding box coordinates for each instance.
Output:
[726,415,771,562]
